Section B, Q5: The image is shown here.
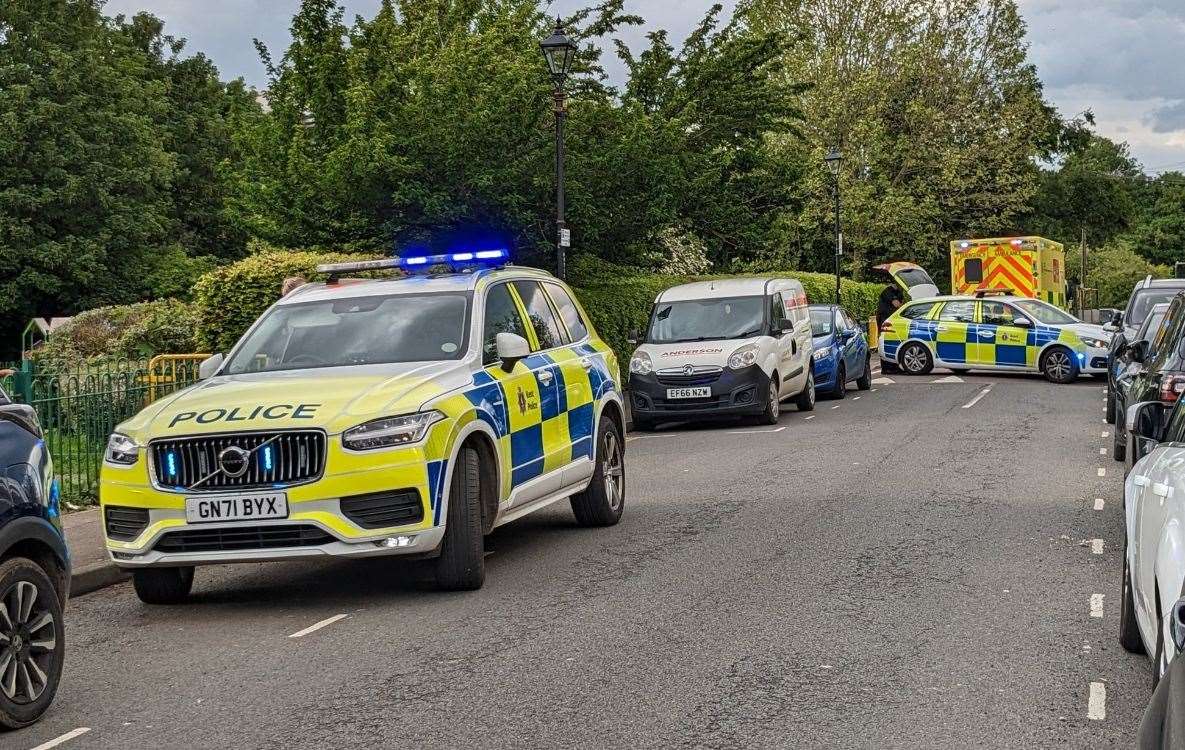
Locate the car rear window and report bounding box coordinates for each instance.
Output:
[899,302,936,320]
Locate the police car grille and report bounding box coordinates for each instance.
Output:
[153,524,333,553]
[150,431,326,491]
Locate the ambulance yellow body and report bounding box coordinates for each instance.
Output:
[949,236,1068,309]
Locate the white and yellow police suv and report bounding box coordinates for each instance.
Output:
[100,252,625,602]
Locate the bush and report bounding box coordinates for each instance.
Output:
[574,269,885,366]
[31,299,200,368]
[1066,242,1172,309]
[193,251,382,352]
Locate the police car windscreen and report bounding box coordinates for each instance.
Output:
[809,308,833,337]
[224,293,469,373]
[648,296,764,343]
[1012,299,1077,326]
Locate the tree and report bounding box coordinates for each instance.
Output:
[1027,135,1141,247]
[741,0,1059,280]
[0,0,175,354]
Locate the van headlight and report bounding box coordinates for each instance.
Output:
[342,412,444,450]
[629,351,653,376]
[727,343,759,370]
[105,433,139,465]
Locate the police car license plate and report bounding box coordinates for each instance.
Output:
[666,387,711,399]
[185,492,288,524]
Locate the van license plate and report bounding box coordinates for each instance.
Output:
[666,387,711,399]
[185,493,288,524]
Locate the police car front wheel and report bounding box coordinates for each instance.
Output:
[899,343,933,376]
[1040,347,1078,384]
[571,418,625,527]
[132,566,195,605]
[435,445,485,591]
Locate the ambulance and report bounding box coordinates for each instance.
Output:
[99,252,626,602]
[949,236,1068,309]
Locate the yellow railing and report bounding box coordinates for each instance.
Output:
[867,317,879,351]
[147,353,211,401]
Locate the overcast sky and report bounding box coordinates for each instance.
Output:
[101,0,1185,172]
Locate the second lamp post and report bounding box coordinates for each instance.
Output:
[824,147,843,304]
[540,19,577,280]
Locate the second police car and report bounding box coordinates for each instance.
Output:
[99,253,625,602]
[878,290,1111,383]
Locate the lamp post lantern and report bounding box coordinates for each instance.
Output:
[824,147,843,305]
[540,18,577,280]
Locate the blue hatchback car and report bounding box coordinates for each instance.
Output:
[809,304,873,398]
[0,383,68,729]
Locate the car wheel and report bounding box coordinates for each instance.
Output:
[795,370,816,411]
[571,417,625,527]
[829,365,846,399]
[758,378,781,425]
[1155,596,1169,684]
[899,342,933,375]
[434,446,485,591]
[1113,423,1127,462]
[1040,346,1078,384]
[1120,538,1146,654]
[1106,389,1116,424]
[132,566,195,605]
[856,355,872,391]
[0,557,65,730]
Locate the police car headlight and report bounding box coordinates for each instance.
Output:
[1082,336,1108,349]
[105,433,139,465]
[812,348,830,361]
[629,351,653,376]
[727,343,759,370]
[342,412,444,450]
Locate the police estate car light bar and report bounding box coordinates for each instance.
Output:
[315,249,509,280]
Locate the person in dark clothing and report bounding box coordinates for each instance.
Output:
[876,285,904,326]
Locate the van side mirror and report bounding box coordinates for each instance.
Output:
[496,332,530,372]
[198,353,225,380]
[627,328,641,346]
[776,318,794,335]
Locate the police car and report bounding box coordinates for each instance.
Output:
[878,290,1111,383]
[100,252,625,602]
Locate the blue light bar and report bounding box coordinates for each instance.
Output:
[396,248,508,268]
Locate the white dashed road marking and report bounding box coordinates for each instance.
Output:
[852,396,861,400]
[1088,682,1107,720]
[1102,431,1110,438]
[29,729,92,750]
[871,377,895,385]
[727,426,787,434]
[1090,594,1104,618]
[1099,448,1106,455]
[289,614,348,639]
[932,375,965,383]
[962,386,992,409]
[1094,498,1105,511]
[804,415,815,420]
[1091,539,1105,555]
[831,405,841,410]
[1098,467,1107,477]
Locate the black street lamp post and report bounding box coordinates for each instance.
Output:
[824,147,843,305]
[540,19,577,280]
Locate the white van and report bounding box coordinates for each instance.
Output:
[627,278,815,429]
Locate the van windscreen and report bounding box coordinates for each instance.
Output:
[647,296,765,344]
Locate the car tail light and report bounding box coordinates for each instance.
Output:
[1161,374,1185,402]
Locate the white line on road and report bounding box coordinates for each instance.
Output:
[1098,467,1107,477]
[1095,498,1105,511]
[1102,431,1110,438]
[29,728,92,750]
[871,377,895,385]
[804,415,815,420]
[853,396,861,400]
[1091,539,1105,555]
[962,386,992,409]
[870,388,878,392]
[1099,448,1106,455]
[726,426,787,434]
[1090,594,1104,618]
[831,405,841,410]
[1088,682,1107,720]
[289,614,348,639]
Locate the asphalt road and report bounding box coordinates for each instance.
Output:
[12,369,1146,749]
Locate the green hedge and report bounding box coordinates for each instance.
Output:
[574,271,885,367]
[31,299,200,368]
[194,251,381,351]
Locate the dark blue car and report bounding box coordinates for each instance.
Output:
[0,383,68,729]
[809,304,872,398]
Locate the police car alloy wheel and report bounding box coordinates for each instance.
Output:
[570,418,625,527]
[899,342,933,375]
[435,445,485,591]
[1040,347,1077,384]
[0,558,65,729]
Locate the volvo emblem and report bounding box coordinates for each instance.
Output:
[218,446,251,478]
[683,364,695,375]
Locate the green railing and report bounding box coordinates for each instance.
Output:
[8,357,203,506]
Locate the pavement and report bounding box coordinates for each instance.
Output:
[63,508,128,597]
[18,368,1146,748]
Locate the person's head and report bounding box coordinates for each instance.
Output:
[281,276,307,296]
[891,297,902,308]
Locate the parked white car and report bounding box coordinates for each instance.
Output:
[626,278,815,429]
[1121,398,1185,676]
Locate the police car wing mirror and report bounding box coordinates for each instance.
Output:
[198,353,225,380]
[1011,317,1033,328]
[496,332,530,372]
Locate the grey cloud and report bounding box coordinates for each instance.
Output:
[1148,100,1185,134]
